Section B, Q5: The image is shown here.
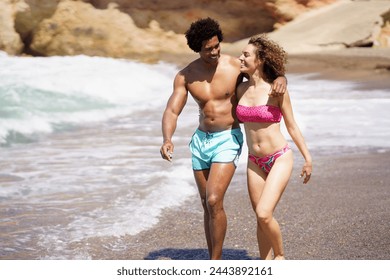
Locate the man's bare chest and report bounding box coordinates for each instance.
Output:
[186,74,237,101]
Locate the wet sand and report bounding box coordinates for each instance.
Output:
[101,48,390,260]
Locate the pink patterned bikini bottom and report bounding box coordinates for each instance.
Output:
[248,144,291,174]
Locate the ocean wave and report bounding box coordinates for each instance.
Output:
[0,55,177,145]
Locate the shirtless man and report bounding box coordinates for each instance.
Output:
[160,18,286,259]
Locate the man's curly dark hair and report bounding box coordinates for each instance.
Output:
[249,34,287,83]
[185,18,224,53]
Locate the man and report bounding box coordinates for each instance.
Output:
[160,18,286,259]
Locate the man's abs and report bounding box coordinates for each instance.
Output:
[198,104,239,132]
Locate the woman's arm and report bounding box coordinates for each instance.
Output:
[280,91,312,184]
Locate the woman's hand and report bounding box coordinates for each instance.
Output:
[300,161,312,184]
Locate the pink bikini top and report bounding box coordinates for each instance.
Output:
[236,104,282,123]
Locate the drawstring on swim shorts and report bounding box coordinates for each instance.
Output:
[204,132,213,144]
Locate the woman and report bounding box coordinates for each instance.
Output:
[236,34,312,260]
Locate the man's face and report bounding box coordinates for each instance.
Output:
[199,35,221,65]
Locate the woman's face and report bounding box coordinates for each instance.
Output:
[239,44,260,74]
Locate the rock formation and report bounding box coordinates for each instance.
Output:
[88,0,335,41]
[0,0,24,55]
[29,1,188,61]
[377,9,390,47]
[0,0,388,60]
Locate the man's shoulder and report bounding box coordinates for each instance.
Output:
[220,53,236,60]
[179,58,200,74]
[220,54,240,67]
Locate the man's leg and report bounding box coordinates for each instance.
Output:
[195,162,236,259]
[193,168,212,257]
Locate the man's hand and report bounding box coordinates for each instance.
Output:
[160,140,174,162]
[269,76,287,97]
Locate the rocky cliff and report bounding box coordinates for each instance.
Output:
[87,0,335,41]
[0,0,388,61]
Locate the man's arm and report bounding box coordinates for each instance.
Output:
[235,72,248,90]
[160,72,188,162]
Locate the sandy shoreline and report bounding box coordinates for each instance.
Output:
[103,48,390,260]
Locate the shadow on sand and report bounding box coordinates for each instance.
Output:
[144,248,257,260]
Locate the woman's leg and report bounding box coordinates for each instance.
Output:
[255,151,293,259]
[247,162,273,260]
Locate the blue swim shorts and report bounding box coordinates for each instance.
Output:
[189,128,243,171]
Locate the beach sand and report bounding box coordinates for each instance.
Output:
[88,48,389,260]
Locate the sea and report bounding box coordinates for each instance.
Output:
[1,52,389,259]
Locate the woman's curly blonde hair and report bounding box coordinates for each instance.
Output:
[248,34,287,83]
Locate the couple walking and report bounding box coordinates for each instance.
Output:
[160,18,312,260]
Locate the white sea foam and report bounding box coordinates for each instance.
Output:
[0,54,177,144]
[285,74,390,150]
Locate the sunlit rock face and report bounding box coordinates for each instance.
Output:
[3,0,389,58]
